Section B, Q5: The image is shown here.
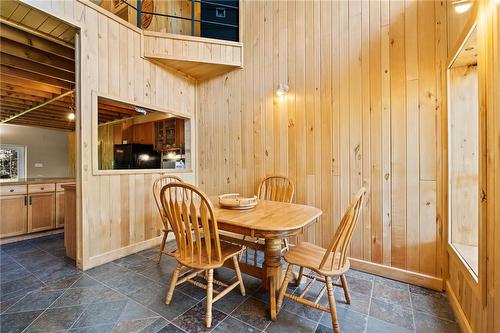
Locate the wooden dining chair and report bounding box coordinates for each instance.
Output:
[160,182,246,328]
[277,187,366,333]
[241,176,295,265]
[152,174,183,263]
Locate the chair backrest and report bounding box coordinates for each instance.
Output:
[257,175,295,203]
[160,182,222,265]
[153,175,183,228]
[319,187,366,271]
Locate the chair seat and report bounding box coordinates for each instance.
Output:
[176,240,243,269]
[283,242,349,276]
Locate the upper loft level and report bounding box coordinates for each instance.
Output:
[96,0,243,80]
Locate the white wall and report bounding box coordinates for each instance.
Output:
[0,124,72,178]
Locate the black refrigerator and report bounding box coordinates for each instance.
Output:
[113,144,161,169]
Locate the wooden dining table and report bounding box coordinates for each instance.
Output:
[210,197,323,320]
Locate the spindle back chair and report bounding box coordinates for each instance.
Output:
[159,182,245,328]
[152,174,183,263]
[276,187,366,333]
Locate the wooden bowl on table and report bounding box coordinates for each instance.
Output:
[218,194,258,210]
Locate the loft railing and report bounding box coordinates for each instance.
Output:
[120,0,239,42]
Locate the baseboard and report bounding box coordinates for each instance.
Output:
[349,258,444,291]
[84,236,163,270]
[446,280,474,333]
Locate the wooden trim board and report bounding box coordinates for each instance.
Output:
[349,258,444,291]
[84,235,164,270]
[446,280,474,333]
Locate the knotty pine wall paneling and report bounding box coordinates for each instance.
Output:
[197,0,448,287]
[20,0,196,269]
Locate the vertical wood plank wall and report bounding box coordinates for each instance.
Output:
[20,0,196,269]
[197,0,447,281]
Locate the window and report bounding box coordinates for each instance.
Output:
[448,26,479,277]
[96,97,190,171]
[0,144,26,181]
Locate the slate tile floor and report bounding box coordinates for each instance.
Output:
[0,234,460,333]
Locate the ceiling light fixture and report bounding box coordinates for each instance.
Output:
[67,113,75,121]
[452,0,472,13]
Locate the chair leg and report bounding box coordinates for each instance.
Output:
[297,266,304,285]
[325,276,340,333]
[277,264,293,309]
[233,255,246,296]
[205,269,214,328]
[165,263,181,304]
[282,238,290,252]
[156,229,168,264]
[340,274,351,304]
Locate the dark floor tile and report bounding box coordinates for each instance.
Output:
[113,254,157,273]
[129,282,198,320]
[0,264,31,284]
[25,305,85,332]
[333,289,370,315]
[314,323,332,333]
[5,289,64,313]
[137,246,162,260]
[345,269,375,281]
[69,324,115,333]
[344,275,373,296]
[71,275,102,288]
[156,323,186,333]
[31,260,81,283]
[414,310,461,333]
[103,271,155,296]
[1,241,38,256]
[366,317,413,333]
[369,298,414,331]
[51,284,126,307]
[114,317,160,333]
[43,273,82,291]
[118,299,159,321]
[212,316,261,332]
[320,307,367,333]
[232,297,271,330]
[372,280,412,309]
[139,262,175,286]
[173,302,227,333]
[411,292,455,321]
[373,276,409,291]
[0,274,45,298]
[15,253,62,271]
[72,299,128,328]
[85,262,130,282]
[268,309,318,333]
[0,294,24,314]
[0,309,43,333]
[283,291,323,322]
[213,289,248,314]
[45,247,68,258]
[138,317,170,333]
[410,285,447,300]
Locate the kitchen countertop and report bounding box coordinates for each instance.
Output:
[0,177,75,186]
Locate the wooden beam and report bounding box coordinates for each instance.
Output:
[1,53,75,83]
[0,17,74,49]
[0,21,74,60]
[0,82,54,99]
[0,65,73,89]
[0,74,62,94]
[0,37,74,73]
[1,89,74,123]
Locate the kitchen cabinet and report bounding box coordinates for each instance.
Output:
[0,179,75,239]
[0,195,28,237]
[28,192,55,232]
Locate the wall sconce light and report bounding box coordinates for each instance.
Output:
[452,0,472,13]
[276,84,289,101]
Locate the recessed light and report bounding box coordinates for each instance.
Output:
[452,0,472,13]
[67,113,75,121]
